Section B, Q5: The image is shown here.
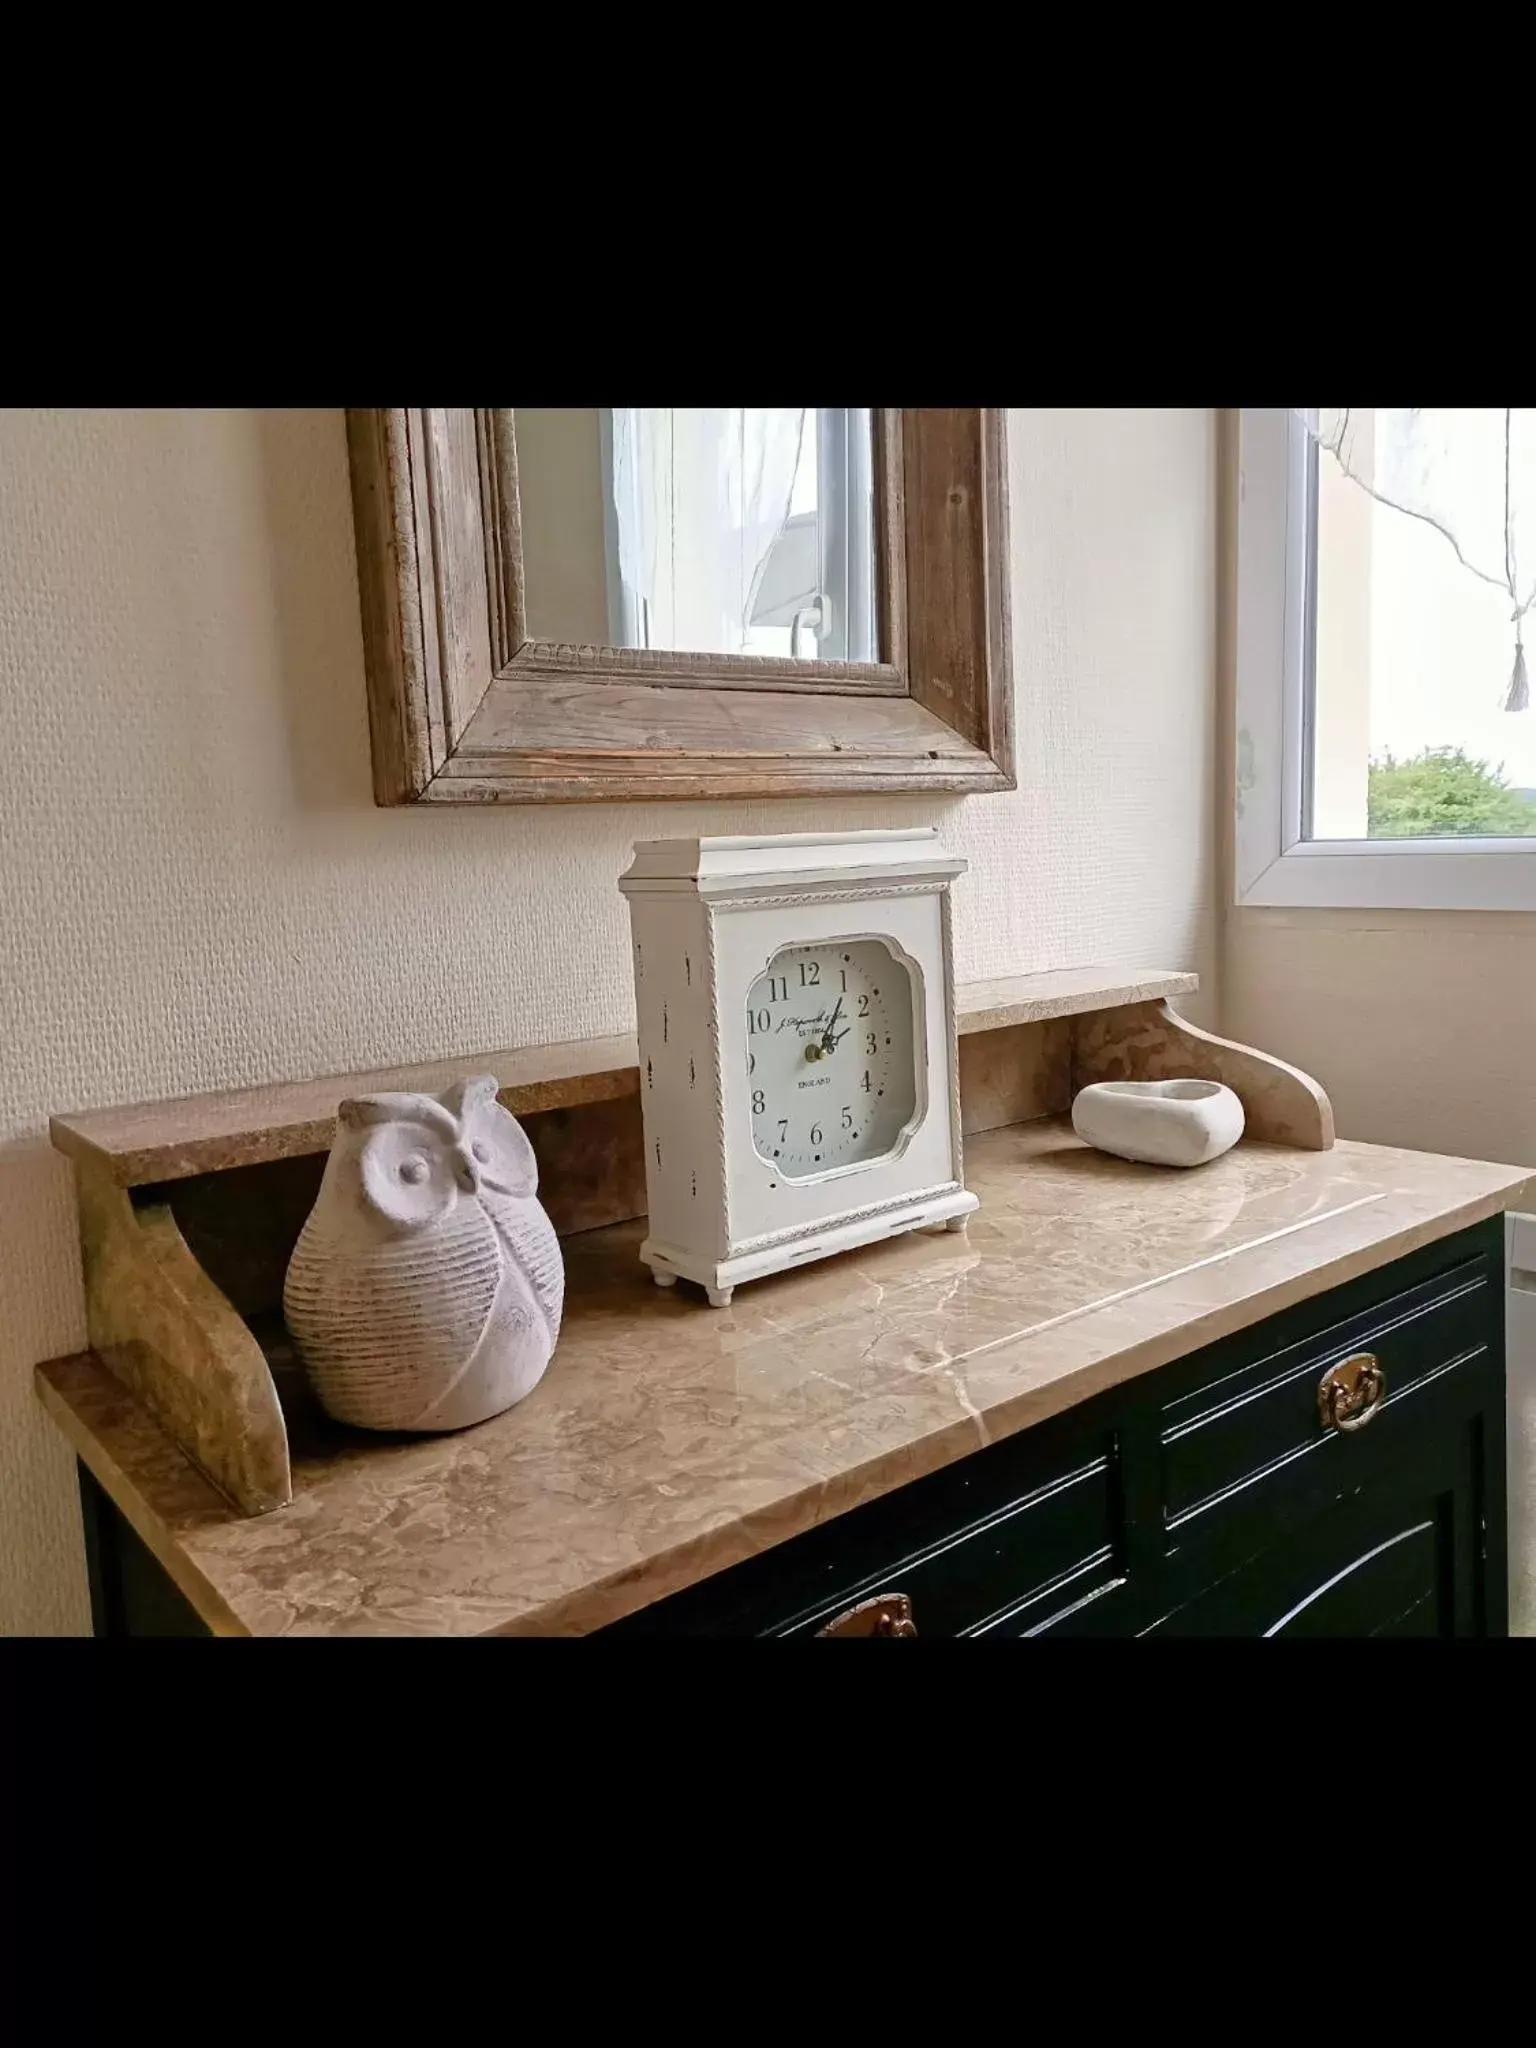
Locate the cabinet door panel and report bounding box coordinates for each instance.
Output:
[1264,1519,1442,1639]
[1143,1428,1476,1639]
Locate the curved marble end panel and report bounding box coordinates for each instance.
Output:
[75,1162,291,1513]
[1073,1000,1335,1151]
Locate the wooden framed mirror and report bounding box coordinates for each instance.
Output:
[346,408,1013,805]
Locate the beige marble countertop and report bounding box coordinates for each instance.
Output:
[37,1121,1533,1637]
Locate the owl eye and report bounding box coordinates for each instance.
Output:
[471,1141,490,1163]
[399,1155,429,1185]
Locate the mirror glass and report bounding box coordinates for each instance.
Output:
[513,409,879,662]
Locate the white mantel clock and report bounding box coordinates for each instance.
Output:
[619,829,976,1306]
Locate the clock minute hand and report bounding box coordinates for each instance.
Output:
[819,996,845,1055]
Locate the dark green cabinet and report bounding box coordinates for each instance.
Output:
[1145,1430,1483,1638]
[610,1217,1508,1639]
[76,1466,210,1638]
[75,1217,1508,1640]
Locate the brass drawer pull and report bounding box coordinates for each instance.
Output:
[816,1593,917,1638]
[1318,1352,1387,1433]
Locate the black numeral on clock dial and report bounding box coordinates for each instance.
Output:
[745,940,912,1175]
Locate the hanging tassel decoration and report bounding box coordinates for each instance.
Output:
[1500,410,1528,711]
[1506,623,1529,713]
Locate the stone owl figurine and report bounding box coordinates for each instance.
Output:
[284,1075,563,1433]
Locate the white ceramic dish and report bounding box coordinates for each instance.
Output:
[1071,1078,1245,1168]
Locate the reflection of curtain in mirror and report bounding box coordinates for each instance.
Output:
[610,409,807,654]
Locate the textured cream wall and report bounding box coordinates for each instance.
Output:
[0,406,1217,1634]
[1225,910,1536,1168]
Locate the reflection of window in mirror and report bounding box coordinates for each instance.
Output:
[514,408,877,662]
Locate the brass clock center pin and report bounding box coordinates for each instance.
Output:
[804,1043,822,1063]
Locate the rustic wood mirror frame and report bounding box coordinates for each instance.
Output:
[345,409,1014,805]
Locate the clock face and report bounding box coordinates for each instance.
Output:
[745,939,919,1177]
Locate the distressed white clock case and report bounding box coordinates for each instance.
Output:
[619,829,976,1306]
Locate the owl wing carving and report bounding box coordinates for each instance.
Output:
[486,1196,564,1344]
[453,1076,563,1342]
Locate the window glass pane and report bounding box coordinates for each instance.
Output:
[1310,407,1536,839]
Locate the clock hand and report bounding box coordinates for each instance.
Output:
[819,996,844,1054]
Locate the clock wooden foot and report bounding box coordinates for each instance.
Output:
[652,1270,678,1289]
[705,1284,734,1308]
[944,1215,969,1233]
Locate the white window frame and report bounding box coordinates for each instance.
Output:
[1234,405,1536,912]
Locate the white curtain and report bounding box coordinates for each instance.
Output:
[1295,408,1535,710]
[610,409,807,655]
[610,407,667,646]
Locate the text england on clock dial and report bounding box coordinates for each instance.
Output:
[745,939,919,1175]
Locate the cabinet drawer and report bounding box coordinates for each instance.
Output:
[607,1412,1120,1638]
[1159,1253,1496,1536]
[776,1453,1114,1638]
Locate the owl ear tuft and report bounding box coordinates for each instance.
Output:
[337,1092,457,1137]
[337,1094,399,1131]
[438,1073,501,1120]
[495,1112,539,1196]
